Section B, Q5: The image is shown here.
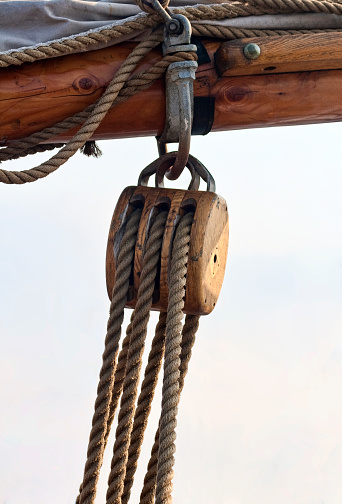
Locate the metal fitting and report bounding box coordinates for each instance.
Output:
[158,14,197,180]
[163,14,196,55]
[158,60,197,180]
[243,43,261,60]
[167,18,182,35]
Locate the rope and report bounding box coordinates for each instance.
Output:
[77,315,134,502]
[121,312,167,504]
[105,314,134,450]
[192,24,342,38]
[4,0,330,498]
[1,0,341,70]
[116,51,197,100]
[155,211,194,504]
[75,205,199,504]
[0,50,197,184]
[1,0,342,71]
[135,0,170,14]
[174,0,342,20]
[139,313,199,504]
[0,32,164,185]
[106,210,168,504]
[1,1,342,183]
[77,207,142,504]
[0,17,161,68]
[0,49,196,170]
[0,106,96,163]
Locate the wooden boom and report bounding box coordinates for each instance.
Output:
[1,32,342,144]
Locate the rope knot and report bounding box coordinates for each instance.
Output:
[135,0,169,15]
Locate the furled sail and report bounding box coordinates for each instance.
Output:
[1,0,342,56]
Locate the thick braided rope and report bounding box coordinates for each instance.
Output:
[0,53,196,183]
[0,143,65,161]
[1,1,341,180]
[1,48,195,161]
[106,211,168,504]
[77,316,134,501]
[116,26,339,93]
[135,0,170,14]
[0,19,320,170]
[192,24,342,38]
[2,0,342,69]
[155,211,194,504]
[178,315,200,391]
[0,21,334,169]
[76,208,142,504]
[0,50,196,166]
[0,33,162,185]
[103,316,134,450]
[0,51,196,168]
[174,0,342,21]
[116,51,197,101]
[249,0,342,15]
[1,1,340,183]
[0,105,96,163]
[139,314,199,504]
[139,428,160,504]
[0,16,161,68]
[121,311,167,504]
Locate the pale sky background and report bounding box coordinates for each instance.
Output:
[0,123,342,504]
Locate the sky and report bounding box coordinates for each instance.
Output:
[0,123,342,504]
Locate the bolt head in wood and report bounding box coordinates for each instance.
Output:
[243,43,261,60]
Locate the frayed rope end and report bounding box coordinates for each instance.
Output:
[80,141,102,158]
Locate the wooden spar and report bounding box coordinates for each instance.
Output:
[2,33,342,144]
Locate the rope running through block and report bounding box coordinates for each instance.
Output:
[77,206,199,504]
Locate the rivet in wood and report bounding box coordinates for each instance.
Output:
[243,43,261,60]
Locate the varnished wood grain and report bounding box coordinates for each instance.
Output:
[3,36,342,143]
[211,70,342,131]
[216,33,342,77]
[0,43,166,144]
[187,191,229,315]
[106,185,229,315]
[106,185,137,303]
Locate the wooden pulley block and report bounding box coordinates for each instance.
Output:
[106,154,229,315]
